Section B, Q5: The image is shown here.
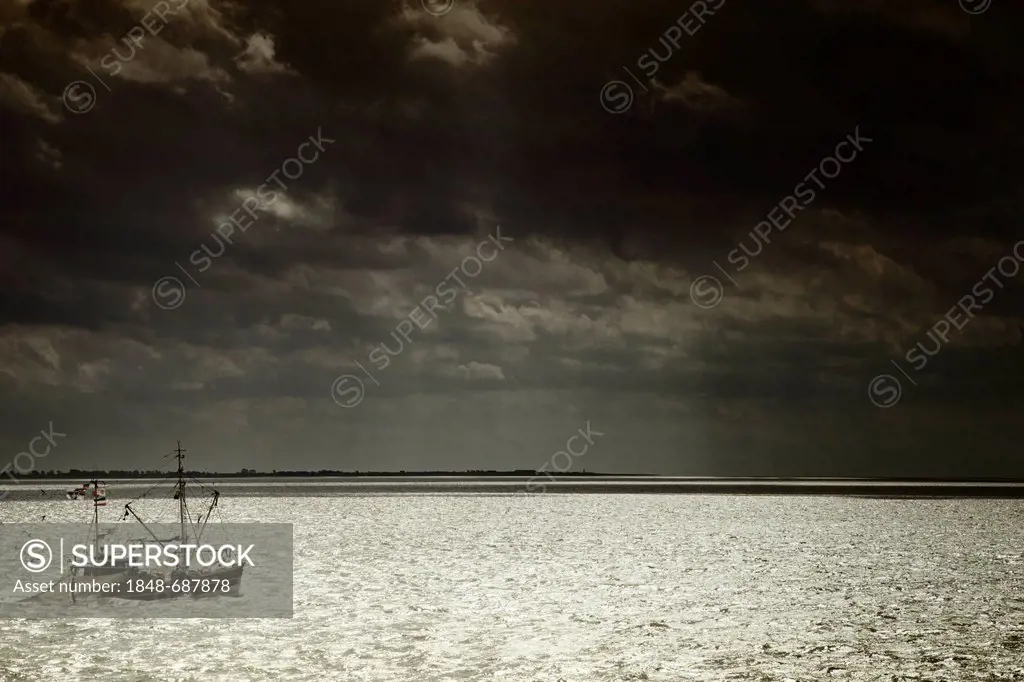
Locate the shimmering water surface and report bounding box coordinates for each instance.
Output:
[1,494,1022,681]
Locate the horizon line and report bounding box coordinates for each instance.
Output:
[6,470,1024,483]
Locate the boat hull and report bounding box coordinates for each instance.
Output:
[111,566,243,601]
[81,563,131,577]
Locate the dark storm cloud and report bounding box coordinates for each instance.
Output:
[0,0,1022,476]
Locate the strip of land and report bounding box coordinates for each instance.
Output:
[2,476,1023,498]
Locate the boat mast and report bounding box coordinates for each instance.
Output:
[175,441,186,544]
[93,477,100,544]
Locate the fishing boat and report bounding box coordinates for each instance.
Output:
[20,479,126,606]
[72,479,131,578]
[111,442,243,600]
[65,482,102,500]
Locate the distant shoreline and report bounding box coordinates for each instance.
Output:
[7,471,1024,482]
[2,476,1023,498]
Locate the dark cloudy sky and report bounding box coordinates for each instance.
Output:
[1,0,1022,476]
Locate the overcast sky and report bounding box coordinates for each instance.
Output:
[0,0,1022,476]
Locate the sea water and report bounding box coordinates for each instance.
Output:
[0,494,1022,680]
